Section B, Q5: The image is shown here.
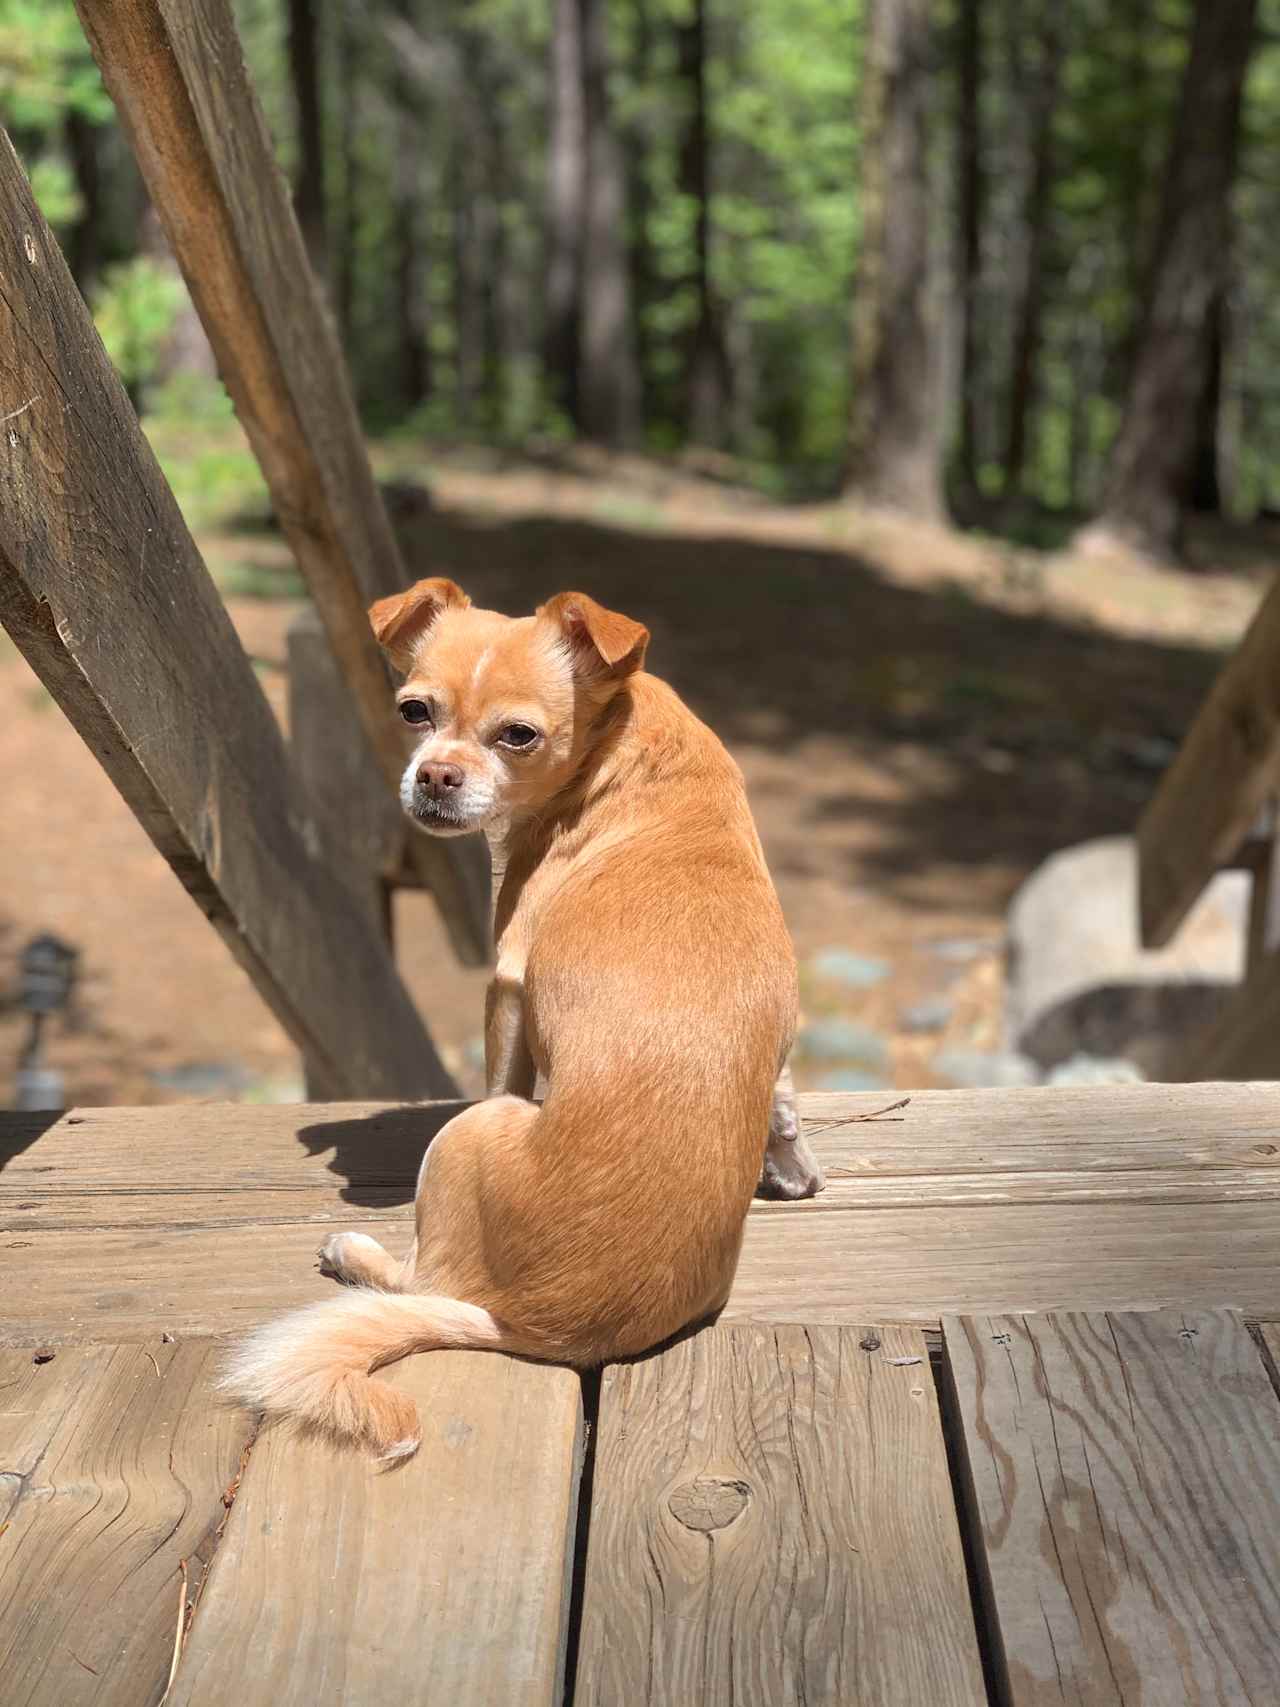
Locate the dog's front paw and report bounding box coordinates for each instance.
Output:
[757,1135,826,1200]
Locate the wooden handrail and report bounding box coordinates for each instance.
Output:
[73,0,491,967]
[0,133,455,1100]
[1137,573,1280,948]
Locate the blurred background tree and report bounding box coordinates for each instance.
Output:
[3,0,1278,555]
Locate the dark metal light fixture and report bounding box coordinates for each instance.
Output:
[15,932,78,1111]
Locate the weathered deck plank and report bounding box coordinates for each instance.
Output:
[6,1088,1280,1344]
[574,1323,986,1706]
[168,1355,582,1707]
[943,1309,1280,1704]
[0,1341,251,1707]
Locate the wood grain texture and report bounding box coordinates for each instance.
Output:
[574,1323,986,1706]
[6,1087,1280,1343]
[0,132,454,1102]
[169,1354,582,1707]
[73,0,491,965]
[0,1341,252,1706]
[944,1309,1280,1705]
[1137,574,1280,948]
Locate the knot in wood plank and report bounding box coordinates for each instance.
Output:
[667,1475,750,1532]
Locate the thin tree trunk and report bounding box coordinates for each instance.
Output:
[627,0,658,432]
[579,0,641,444]
[844,0,945,517]
[677,0,729,444]
[545,0,585,426]
[1090,0,1258,558]
[954,0,983,495]
[391,2,430,412]
[287,0,327,279]
[64,108,103,294]
[1188,281,1225,511]
[337,3,362,345]
[1003,4,1064,495]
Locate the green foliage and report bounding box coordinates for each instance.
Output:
[0,0,110,127]
[92,258,186,398]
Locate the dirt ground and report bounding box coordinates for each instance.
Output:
[0,444,1270,1107]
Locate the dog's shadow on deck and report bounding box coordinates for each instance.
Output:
[296,1103,466,1208]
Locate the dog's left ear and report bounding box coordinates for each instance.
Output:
[369,577,470,673]
[539,591,649,678]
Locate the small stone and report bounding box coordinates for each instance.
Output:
[927,937,999,964]
[813,1068,888,1092]
[933,1047,1038,1088]
[809,949,891,989]
[798,1019,889,1069]
[899,997,953,1034]
[1046,1053,1146,1086]
[32,1349,55,1365]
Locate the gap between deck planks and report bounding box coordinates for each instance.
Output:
[942,1309,1280,1705]
[6,1086,1280,1344]
[0,1341,251,1707]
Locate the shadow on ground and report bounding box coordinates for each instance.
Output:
[399,507,1223,902]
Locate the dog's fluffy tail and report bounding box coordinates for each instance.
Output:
[221,1290,521,1462]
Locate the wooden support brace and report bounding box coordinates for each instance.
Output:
[73,0,491,966]
[1137,574,1280,948]
[0,132,455,1101]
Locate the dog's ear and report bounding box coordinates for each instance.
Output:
[539,591,649,679]
[368,578,470,672]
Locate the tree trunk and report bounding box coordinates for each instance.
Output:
[1187,281,1225,512]
[954,0,983,496]
[391,3,430,413]
[1003,4,1064,496]
[579,0,641,445]
[286,0,327,280]
[844,0,945,518]
[677,0,729,444]
[545,0,585,426]
[337,3,363,346]
[1091,0,1258,558]
[64,108,103,294]
[627,0,659,432]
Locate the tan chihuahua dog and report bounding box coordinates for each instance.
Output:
[224,580,824,1458]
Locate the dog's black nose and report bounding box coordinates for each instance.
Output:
[416,761,464,797]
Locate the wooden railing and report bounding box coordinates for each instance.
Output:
[1137,575,1280,1078]
[0,0,493,1099]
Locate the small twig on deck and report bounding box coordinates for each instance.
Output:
[144,1350,161,1378]
[0,396,37,425]
[804,1096,911,1139]
[68,1652,99,1677]
[157,1558,189,1707]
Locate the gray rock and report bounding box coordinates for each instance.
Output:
[809,948,891,989]
[899,997,954,1034]
[148,1060,249,1098]
[1046,1053,1146,1087]
[812,1068,889,1092]
[1005,835,1248,1076]
[933,1047,1039,1088]
[798,1018,889,1070]
[927,937,999,964]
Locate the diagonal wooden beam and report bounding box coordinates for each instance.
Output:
[73,0,491,967]
[0,131,455,1101]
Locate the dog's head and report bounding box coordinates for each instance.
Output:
[368,578,649,836]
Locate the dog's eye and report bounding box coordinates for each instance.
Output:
[499,723,539,749]
[399,700,432,726]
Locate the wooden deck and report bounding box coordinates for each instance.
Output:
[4,1083,1280,1704]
